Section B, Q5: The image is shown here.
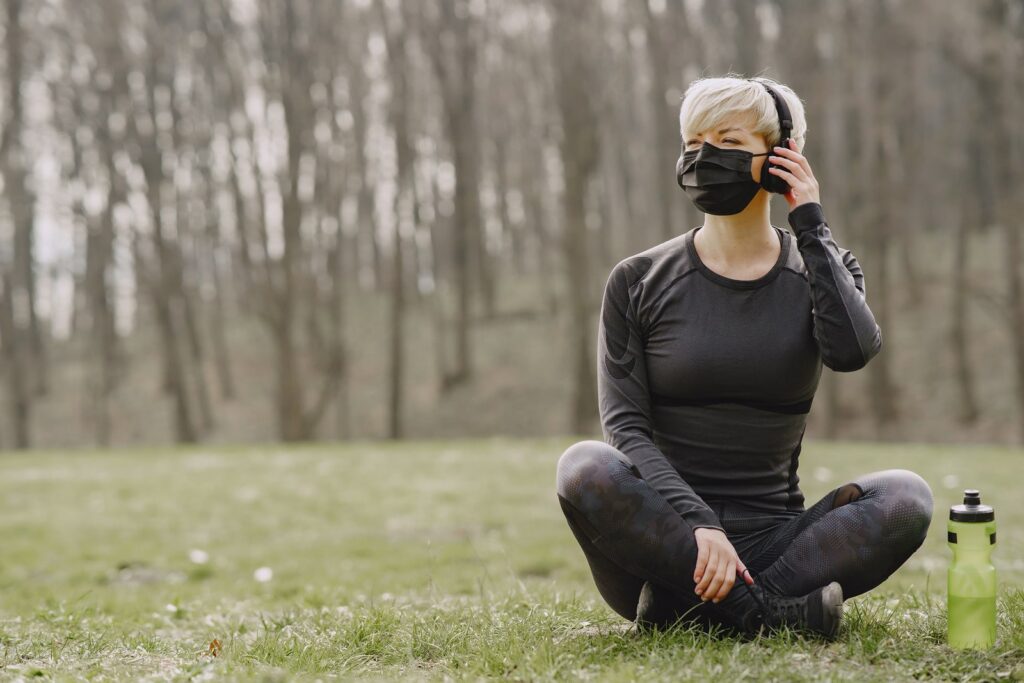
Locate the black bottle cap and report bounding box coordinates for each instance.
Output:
[949,488,994,522]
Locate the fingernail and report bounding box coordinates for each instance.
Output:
[713,599,719,603]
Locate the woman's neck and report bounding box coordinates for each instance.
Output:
[697,192,775,263]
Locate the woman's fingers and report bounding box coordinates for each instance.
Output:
[696,546,718,596]
[769,165,820,206]
[708,561,733,602]
[771,143,818,186]
[694,537,710,584]
[768,166,800,187]
[712,560,734,602]
[737,558,755,585]
[768,153,808,182]
[787,138,815,175]
[773,140,812,173]
[706,556,729,601]
[693,532,752,602]
[770,143,820,203]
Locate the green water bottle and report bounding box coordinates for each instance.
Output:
[946,488,997,649]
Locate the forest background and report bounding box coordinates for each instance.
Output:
[0,0,1021,450]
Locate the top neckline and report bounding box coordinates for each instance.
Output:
[686,225,788,290]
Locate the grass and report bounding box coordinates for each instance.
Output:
[1,436,1022,681]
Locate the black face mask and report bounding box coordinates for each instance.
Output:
[675,140,773,215]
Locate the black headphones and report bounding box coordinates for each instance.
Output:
[675,80,793,194]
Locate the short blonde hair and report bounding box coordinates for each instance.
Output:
[679,73,807,152]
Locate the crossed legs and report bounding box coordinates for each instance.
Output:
[752,468,934,599]
[555,440,934,625]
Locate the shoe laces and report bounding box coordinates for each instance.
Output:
[738,570,768,621]
[739,571,804,626]
[764,594,805,624]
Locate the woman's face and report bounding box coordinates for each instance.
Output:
[683,114,770,183]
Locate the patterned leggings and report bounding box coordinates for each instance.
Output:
[555,440,934,624]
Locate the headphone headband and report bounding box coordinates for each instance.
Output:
[754,80,793,142]
[752,79,793,194]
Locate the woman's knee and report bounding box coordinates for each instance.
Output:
[892,469,933,525]
[862,468,934,545]
[555,440,625,507]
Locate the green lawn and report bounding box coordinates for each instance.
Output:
[1,437,1022,681]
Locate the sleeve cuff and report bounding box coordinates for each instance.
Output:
[686,509,724,532]
[787,201,826,233]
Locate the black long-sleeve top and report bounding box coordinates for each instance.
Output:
[596,202,882,532]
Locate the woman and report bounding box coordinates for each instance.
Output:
[554,75,933,640]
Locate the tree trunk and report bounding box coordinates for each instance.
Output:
[637,0,676,244]
[552,0,600,435]
[348,47,382,293]
[998,10,1024,443]
[423,0,486,388]
[952,141,980,425]
[0,275,30,448]
[377,0,414,439]
[1,0,36,447]
[857,1,899,435]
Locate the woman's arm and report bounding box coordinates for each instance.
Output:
[788,201,883,372]
[597,257,724,533]
[767,140,882,372]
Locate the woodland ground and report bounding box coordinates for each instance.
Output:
[1,437,1023,681]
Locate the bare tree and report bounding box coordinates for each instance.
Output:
[1,0,37,447]
[419,0,487,390]
[551,0,601,434]
[376,0,415,438]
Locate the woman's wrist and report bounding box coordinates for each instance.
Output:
[787,200,826,234]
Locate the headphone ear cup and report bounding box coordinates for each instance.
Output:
[762,138,790,193]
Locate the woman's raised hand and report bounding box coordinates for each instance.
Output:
[767,138,821,211]
[693,527,755,603]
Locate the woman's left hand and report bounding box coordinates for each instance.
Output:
[767,138,821,211]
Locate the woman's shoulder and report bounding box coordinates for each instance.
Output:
[613,228,697,280]
[604,229,700,311]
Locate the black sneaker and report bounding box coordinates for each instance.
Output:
[741,580,844,640]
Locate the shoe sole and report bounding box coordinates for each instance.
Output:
[820,581,844,639]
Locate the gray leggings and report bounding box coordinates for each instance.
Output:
[555,440,933,624]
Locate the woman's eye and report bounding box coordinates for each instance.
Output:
[685,138,738,148]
